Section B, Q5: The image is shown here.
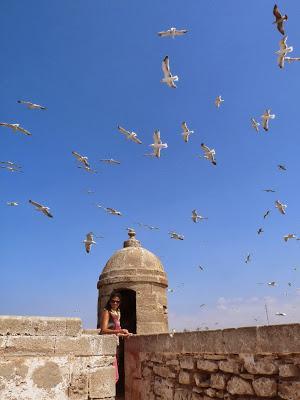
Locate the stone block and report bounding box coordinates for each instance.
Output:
[68,374,88,399]
[55,335,117,356]
[278,381,300,400]
[257,324,300,353]
[227,376,254,395]
[194,372,210,387]
[142,366,153,378]
[252,377,277,397]
[244,359,278,375]
[0,358,29,379]
[222,327,257,354]
[5,336,56,355]
[0,337,6,355]
[166,359,179,366]
[66,319,82,336]
[279,364,300,377]
[210,373,227,390]
[153,365,169,378]
[197,359,218,373]
[205,388,216,397]
[179,370,191,385]
[174,388,193,400]
[219,360,241,374]
[180,356,195,370]
[88,366,115,398]
[154,378,174,398]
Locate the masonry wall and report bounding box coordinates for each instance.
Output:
[125,324,300,400]
[0,316,118,400]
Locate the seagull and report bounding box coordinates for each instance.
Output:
[284,234,296,242]
[0,122,31,136]
[77,165,97,174]
[117,126,142,144]
[191,209,208,223]
[7,201,18,206]
[97,205,122,216]
[200,304,206,308]
[284,56,300,63]
[144,224,159,230]
[261,110,275,131]
[275,200,287,215]
[275,312,286,316]
[257,228,264,235]
[99,158,121,165]
[0,165,23,173]
[278,164,286,171]
[161,56,179,89]
[263,189,276,193]
[29,200,53,218]
[84,232,96,253]
[87,189,95,194]
[169,328,176,338]
[201,143,216,165]
[0,160,21,167]
[181,122,194,143]
[72,151,90,168]
[288,282,292,287]
[17,100,46,110]
[168,288,175,293]
[268,281,277,287]
[263,210,270,219]
[245,253,251,263]
[169,231,184,240]
[273,4,288,35]
[251,118,260,132]
[149,130,168,158]
[158,27,187,38]
[198,265,204,271]
[215,95,224,108]
[276,36,293,68]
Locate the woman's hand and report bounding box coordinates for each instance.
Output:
[120,328,129,334]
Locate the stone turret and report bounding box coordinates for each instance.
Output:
[97,229,168,334]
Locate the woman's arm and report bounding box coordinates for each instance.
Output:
[100,310,127,335]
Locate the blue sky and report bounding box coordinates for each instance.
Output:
[1,1,300,330]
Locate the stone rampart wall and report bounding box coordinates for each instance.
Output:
[125,324,300,400]
[0,316,118,400]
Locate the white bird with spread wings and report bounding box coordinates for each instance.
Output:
[201,143,216,165]
[161,56,179,88]
[191,210,208,223]
[158,27,187,38]
[0,122,31,136]
[276,36,293,69]
[261,110,275,131]
[84,232,96,253]
[72,151,90,168]
[29,200,53,218]
[117,125,142,144]
[181,122,194,143]
[149,130,168,158]
[17,100,46,110]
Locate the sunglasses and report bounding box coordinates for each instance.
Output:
[111,300,120,304]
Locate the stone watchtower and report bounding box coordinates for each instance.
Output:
[97,230,168,334]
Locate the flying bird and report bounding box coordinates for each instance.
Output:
[117,126,142,144]
[215,95,224,108]
[149,130,168,158]
[169,328,176,338]
[7,202,19,206]
[29,200,53,218]
[99,159,121,165]
[275,312,286,316]
[273,4,288,35]
[245,254,251,263]
[251,118,260,132]
[257,228,264,235]
[77,165,97,174]
[97,205,122,216]
[0,165,23,173]
[263,210,271,219]
[84,232,96,253]
[17,100,46,110]
[72,151,90,168]
[181,122,194,143]
[263,189,276,193]
[284,56,300,63]
[191,209,208,223]
[284,234,296,242]
[276,36,293,68]
[275,200,287,215]
[268,281,277,287]
[261,109,275,131]
[278,164,286,171]
[201,143,216,165]
[158,27,187,38]
[198,265,204,271]
[0,122,31,136]
[161,56,179,89]
[169,231,184,240]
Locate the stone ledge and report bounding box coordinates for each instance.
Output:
[0,316,82,337]
[55,335,118,356]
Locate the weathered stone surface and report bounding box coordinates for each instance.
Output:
[88,366,115,398]
[68,374,88,399]
[5,336,56,355]
[252,377,277,397]
[154,378,174,398]
[278,381,300,400]
[179,370,191,384]
[222,327,257,354]
[66,319,82,336]
[180,356,195,369]
[194,372,210,387]
[205,387,216,397]
[153,365,169,378]
[227,376,254,395]
[219,360,241,374]
[55,335,117,356]
[210,373,227,390]
[174,388,193,400]
[257,324,300,353]
[197,359,218,372]
[279,363,300,377]
[0,358,28,379]
[244,359,278,375]
[142,366,153,378]
[32,361,62,389]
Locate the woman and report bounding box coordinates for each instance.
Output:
[100,291,131,383]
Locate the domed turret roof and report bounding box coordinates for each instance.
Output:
[97,229,168,288]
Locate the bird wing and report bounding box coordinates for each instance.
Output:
[278,54,285,68]
[0,122,10,128]
[182,122,188,133]
[29,199,43,209]
[118,125,131,136]
[43,208,53,218]
[85,242,91,253]
[262,117,269,131]
[273,5,282,20]
[174,29,188,36]
[86,232,94,242]
[162,56,171,78]
[157,30,170,37]
[132,135,142,144]
[154,147,161,158]
[153,130,161,144]
[279,36,288,50]
[277,21,285,35]
[16,125,31,136]
[106,207,116,213]
[201,143,211,153]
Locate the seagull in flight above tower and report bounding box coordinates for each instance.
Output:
[72,151,90,168]
[149,130,168,158]
[261,109,275,131]
[275,200,287,215]
[0,122,31,136]
[251,118,260,132]
[161,56,179,89]
[96,204,122,216]
[17,100,46,110]
[181,122,194,143]
[191,210,208,223]
[169,231,184,240]
[84,232,96,253]
[201,143,216,165]
[29,200,53,218]
[273,4,288,35]
[276,36,293,69]
[117,126,142,144]
[284,234,296,242]
[215,95,224,108]
[157,27,188,38]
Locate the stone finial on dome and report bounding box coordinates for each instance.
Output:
[123,228,141,248]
